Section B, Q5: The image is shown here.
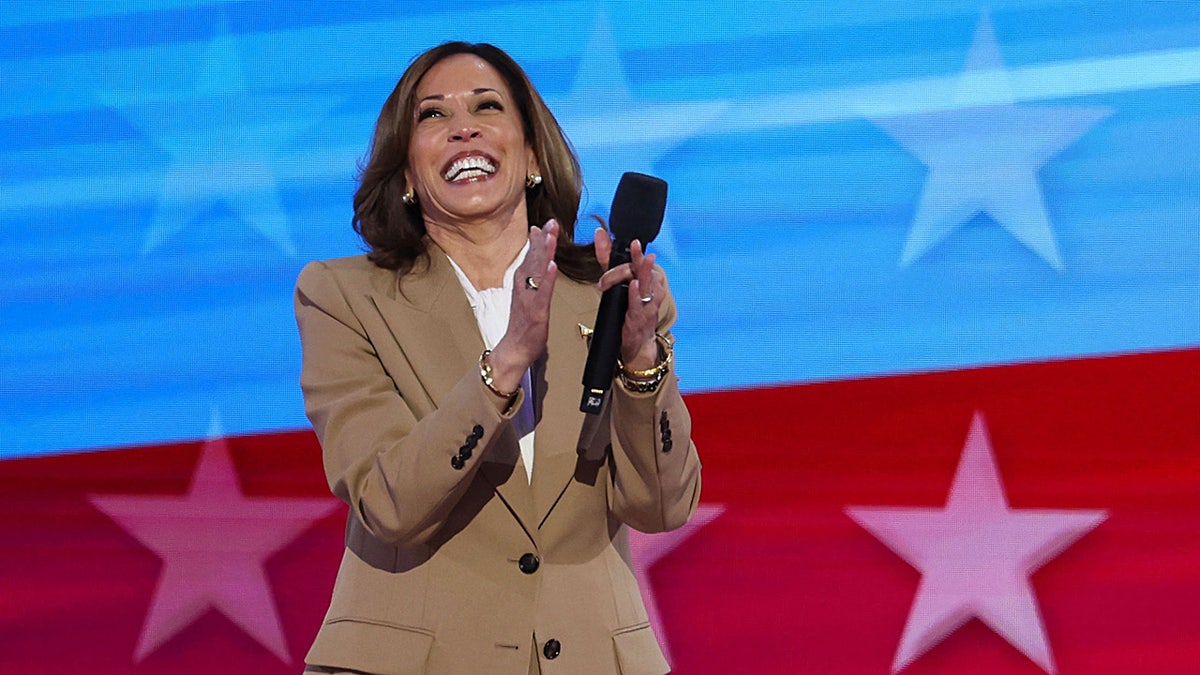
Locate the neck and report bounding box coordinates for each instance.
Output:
[427,219,528,290]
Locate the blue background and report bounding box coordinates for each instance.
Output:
[2,0,1197,457]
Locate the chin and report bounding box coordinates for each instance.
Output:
[437,189,524,221]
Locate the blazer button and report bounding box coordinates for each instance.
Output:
[662,439,673,453]
[471,424,484,439]
[542,638,561,659]
[518,553,540,574]
[450,455,465,470]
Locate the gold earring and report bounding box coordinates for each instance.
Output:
[526,173,542,189]
[401,187,417,206]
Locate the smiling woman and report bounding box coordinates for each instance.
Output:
[293,42,702,674]
[405,54,539,265]
[351,43,595,285]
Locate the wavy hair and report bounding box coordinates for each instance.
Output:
[352,42,601,282]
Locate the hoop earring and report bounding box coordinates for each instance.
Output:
[401,187,417,206]
[526,173,542,189]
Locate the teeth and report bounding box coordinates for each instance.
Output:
[444,155,496,181]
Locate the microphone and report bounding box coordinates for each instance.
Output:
[580,172,668,414]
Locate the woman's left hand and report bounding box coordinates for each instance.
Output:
[594,227,666,372]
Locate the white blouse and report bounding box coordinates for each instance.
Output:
[445,243,537,482]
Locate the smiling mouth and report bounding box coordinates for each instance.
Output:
[443,154,497,182]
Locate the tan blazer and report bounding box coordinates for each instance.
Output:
[294,244,702,675]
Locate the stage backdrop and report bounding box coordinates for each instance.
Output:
[2,2,1197,673]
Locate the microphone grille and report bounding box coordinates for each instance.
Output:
[609,172,667,244]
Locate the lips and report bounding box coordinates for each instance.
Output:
[443,153,497,182]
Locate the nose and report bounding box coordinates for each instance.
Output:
[449,127,481,142]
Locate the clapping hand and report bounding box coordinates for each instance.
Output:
[486,220,559,397]
[593,227,666,372]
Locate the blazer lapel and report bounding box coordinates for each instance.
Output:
[530,278,601,526]
[369,246,482,409]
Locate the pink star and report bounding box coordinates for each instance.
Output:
[629,503,724,667]
[90,415,339,663]
[846,413,1106,674]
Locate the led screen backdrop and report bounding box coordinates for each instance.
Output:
[1,1,1197,673]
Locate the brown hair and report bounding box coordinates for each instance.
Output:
[352,42,602,282]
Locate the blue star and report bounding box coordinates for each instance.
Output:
[104,29,341,256]
[873,14,1111,270]
[549,12,728,259]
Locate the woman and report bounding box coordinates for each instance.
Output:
[295,41,701,675]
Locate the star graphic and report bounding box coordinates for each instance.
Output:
[873,14,1111,269]
[103,28,340,256]
[550,12,728,259]
[629,503,724,667]
[845,413,1106,673]
[89,413,340,663]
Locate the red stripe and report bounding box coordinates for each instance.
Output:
[0,348,1196,673]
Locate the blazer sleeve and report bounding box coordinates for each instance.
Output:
[294,261,524,547]
[606,278,703,533]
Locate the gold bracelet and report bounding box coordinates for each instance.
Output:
[618,368,666,393]
[479,349,518,399]
[617,333,674,381]
[616,334,673,393]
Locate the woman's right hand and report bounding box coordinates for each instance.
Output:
[485,219,559,396]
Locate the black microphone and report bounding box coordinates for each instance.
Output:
[580,172,668,414]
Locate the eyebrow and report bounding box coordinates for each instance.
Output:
[419,88,501,103]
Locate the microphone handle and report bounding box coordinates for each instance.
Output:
[579,244,632,414]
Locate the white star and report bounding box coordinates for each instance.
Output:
[104,29,340,256]
[846,413,1106,673]
[551,12,729,259]
[89,413,340,663]
[873,14,1111,269]
[629,503,723,668]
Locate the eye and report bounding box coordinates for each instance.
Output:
[417,107,444,121]
[477,99,504,112]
